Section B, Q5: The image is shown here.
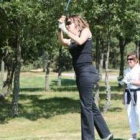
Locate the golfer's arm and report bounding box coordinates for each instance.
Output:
[58,31,70,47]
[67,28,91,45]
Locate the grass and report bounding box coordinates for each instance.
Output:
[0,71,140,140]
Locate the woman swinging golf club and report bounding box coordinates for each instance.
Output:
[58,14,113,140]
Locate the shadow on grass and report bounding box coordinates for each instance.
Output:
[0,95,80,123]
[99,104,123,113]
[20,78,123,93]
[51,86,78,92]
[20,79,77,92]
[100,93,123,100]
[51,79,77,92]
[0,99,11,123]
[51,78,76,86]
[0,78,124,123]
[20,88,45,92]
[99,86,123,92]
[99,93,123,112]
[51,78,122,92]
[20,85,121,93]
[0,92,123,123]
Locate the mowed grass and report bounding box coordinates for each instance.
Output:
[0,71,140,140]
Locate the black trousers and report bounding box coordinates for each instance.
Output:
[74,63,111,140]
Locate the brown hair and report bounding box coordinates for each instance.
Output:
[127,51,139,63]
[67,15,89,31]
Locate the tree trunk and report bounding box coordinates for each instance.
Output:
[2,34,14,96]
[118,37,130,84]
[3,63,15,95]
[57,46,62,87]
[105,38,110,70]
[45,60,50,91]
[94,82,100,107]
[0,60,5,100]
[99,53,104,80]
[95,36,100,69]
[103,67,111,113]
[1,60,4,84]
[119,36,125,79]
[103,51,111,113]
[103,26,111,113]
[94,35,101,107]
[0,60,4,90]
[42,51,47,72]
[11,35,21,117]
[57,69,62,87]
[136,41,140,60]
[94,53,104,107]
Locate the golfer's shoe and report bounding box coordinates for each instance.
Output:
[102,134,113,140]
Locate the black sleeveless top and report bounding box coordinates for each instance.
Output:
[69,38,93,66]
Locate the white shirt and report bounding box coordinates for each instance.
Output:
[124,63,140,89]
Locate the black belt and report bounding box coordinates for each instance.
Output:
[125,88,140,105]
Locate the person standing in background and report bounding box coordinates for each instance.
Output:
[120,52,140,140]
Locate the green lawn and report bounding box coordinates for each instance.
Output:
[0,71,139,140]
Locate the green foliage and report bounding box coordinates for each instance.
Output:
[0,0,140,71]
[21,64,34,72]
[53,46,73,72]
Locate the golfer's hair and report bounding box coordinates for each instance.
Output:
[68,15,89,31]
[127,51,139,63]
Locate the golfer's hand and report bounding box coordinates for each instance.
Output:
[58,23,69,34]
[58,15,66,23]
